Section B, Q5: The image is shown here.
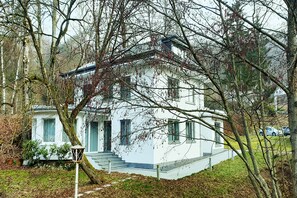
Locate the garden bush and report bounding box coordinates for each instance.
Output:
[22,140,71,166]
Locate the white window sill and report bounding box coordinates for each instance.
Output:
[186,140,196,144]
[168,141,181,145]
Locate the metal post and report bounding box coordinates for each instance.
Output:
[209,157,212,171]
[74,163,79,198]
[108,160,111,174]
[232,150,234,161]
[156,164,160,180]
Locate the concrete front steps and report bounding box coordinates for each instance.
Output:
[86,152,127,171]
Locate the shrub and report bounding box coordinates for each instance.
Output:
[49,144,58,159]
[22,140,45,166]
[56,143,71,161]
[0,115,23,162]
[22,140,71,166]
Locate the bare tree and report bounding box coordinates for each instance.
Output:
[0,40,6,114]
[129,0,295,197]
[0,0,144,184]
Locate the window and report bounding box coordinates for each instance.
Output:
[62,120,77,142]
[168,77,179,100]
[62,130,69,142]
[162,40,172,51]
[102,84,113,100]
[187,87,195,104]
[120,119,131,145]
[214,122,221,146]
[186,121,195,141]
[44,119,55,142]
[120,76,131,100]
[83,83,93,97]
[168,120,179,143]
[32,119,37,140]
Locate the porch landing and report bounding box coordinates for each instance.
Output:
[94,149,237,180]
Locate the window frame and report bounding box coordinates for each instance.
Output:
[187,86,195,104]
[83,83,93,97]
[102,81,113,100]
[120,119,131,145]
[168,119,180,144]
[168,77,179,100]
[43,118,56,142]
[214,122,221,147]
[120,76,131,100]
[186,121,195,142]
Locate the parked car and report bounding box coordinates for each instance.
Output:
[259,126,282,136]
[282,126,290,136]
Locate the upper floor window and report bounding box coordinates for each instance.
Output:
[168,77,179,100]
[161,39,172,51]
[102,81,113,100]
[187,87,195,104]
[120,119,131,145]
[120,76,131,100]
[214,122,221,146]
[186,121,195,141]
[168,119,179,143]
[83,83,93,97]
[44,119,55,142]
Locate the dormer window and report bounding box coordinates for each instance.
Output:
[162,40,172,51]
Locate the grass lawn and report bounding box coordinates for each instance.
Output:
[0,136,292,198]
[0,166,129,197]
[82,156,255,198]
[0,158,255,198]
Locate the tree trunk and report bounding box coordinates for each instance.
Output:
[10,49,21,114]
[57,109,102,184]
[0,40,6,114]
[21,2,30,141]
[287,1,297,197]
[22,31,30,110]
[51,0,57,77]
[81,155,102,184]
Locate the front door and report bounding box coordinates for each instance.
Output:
[85,121,99,152]
[104,121,111,151]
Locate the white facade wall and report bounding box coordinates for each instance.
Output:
[109,67,156,166]
[31,59,224,168]
[200,116,224,155]
[32,111,84,147]
[32,110,110,152]
[149,69,204,165]
[111,106,154,166]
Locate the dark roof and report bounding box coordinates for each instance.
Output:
[61,36,187,78]
[61,63,96,77]
[32,105,110,114]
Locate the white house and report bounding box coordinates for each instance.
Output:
[31,36,226,170]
